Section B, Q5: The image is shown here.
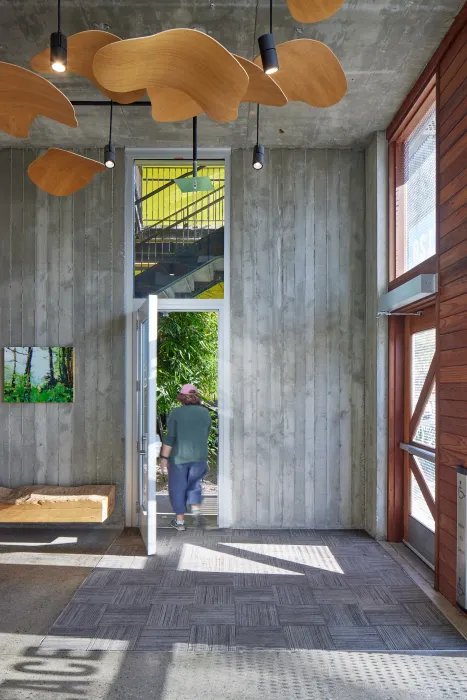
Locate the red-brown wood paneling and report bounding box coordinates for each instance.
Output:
[438,21,467,605]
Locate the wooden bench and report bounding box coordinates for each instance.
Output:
[0,485,115,523]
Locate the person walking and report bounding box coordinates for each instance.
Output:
[159,384,212,531]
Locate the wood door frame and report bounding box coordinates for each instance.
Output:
[387,300,437,543]
[403,305,437,541]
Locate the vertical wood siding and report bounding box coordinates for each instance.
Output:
[438,21,467,603]
[0,148,125,524]
[230,149,366,528]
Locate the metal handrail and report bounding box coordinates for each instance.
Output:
[400,442,435,463]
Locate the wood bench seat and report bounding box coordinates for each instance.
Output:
[0,485,115,523]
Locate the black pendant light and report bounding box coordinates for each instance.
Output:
[258,0,279,75]
[104,101,116,169]
[252,105,265,170]
[50,0,67,73]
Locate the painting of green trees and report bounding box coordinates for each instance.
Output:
[3,347,74,403]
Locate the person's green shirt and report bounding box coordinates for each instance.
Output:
[162,404,212,464]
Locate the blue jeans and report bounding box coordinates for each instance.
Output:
[168,461,207,515]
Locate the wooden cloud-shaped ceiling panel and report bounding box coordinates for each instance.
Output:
[93,29,249,123]
[286,0,344,23]
[28,149,105,197]
[149,54,286,123]
[30,30,145,105]
[255,39,347,108]
[0,62,77,138]
[233,55,287,107]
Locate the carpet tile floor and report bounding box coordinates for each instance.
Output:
[40,528,467,652]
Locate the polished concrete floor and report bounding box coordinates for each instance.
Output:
[0,527,467,699]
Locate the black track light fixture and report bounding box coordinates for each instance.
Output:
[104,101,116,169]
[50,0,67,73]
[258,0,279,75]
[252,105,265,170]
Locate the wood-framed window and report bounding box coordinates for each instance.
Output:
[389,76,437,283]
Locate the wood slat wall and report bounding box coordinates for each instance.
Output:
[230,149,366,528]
[438,21,467,603]
[0,149,125,524]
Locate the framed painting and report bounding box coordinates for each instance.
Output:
[3,347,74,403]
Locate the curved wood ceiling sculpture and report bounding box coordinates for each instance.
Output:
[28,148,106,196]
[149,54,286,123]
[0,62,77,138]
[93,29,249,123]
[286,0,344,23]
[255,39,347,108]
[30,30,146,105]
[233,55,287,107]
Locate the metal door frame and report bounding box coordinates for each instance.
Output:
[124,148,231,529]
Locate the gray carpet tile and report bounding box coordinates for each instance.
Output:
[363,605,418,626]
[418,625,467,650]
[235,627,288,650]
[159,571,197,587]
[350,586,398,606]
[38,529,467,654]
[73,587,120,604]
[327,626,389,650]
[313,588,358,604]
[113,585,155,607]
[277,605,326,626]
[150,588,197,604]
[235,603,280,627]
[190,605,236,625]
[194,585,233,605]
[99,605,152,626]
[233,587,277,602]
[146,604,192,628]
[53,602,107,629]
[189,624,236,651]
[388,586,431,604]
[376,625,432,651]
[344,573,387,586]
[135,628,190,651]
[88,624,142,651]
[273,584,316,605]
[320,604,370,627]
[284,625,335,650]
[119,571,165,586]
[304,571,349,588]
[195,572,235,586]
[406,602,454,626]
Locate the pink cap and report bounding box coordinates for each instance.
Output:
[179,384,198,395]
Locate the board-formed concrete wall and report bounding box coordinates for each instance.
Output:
[230,149,366,528]
[0,148,125,524]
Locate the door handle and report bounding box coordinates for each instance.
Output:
[139,434,147,456]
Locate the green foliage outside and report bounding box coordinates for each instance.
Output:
[157,312,218,483]
[4,347,74,403]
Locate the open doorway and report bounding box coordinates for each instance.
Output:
[155,310,219,528]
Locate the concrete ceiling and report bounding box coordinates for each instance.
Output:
[0,0,462,149]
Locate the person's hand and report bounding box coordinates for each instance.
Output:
[159,457,168,475]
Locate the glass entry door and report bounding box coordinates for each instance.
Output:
[136,295,159,555]
[401,307,437,565]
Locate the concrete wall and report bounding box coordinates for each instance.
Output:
[364,133,389,540]
[230,149,366,528]
[0,149,125,524]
